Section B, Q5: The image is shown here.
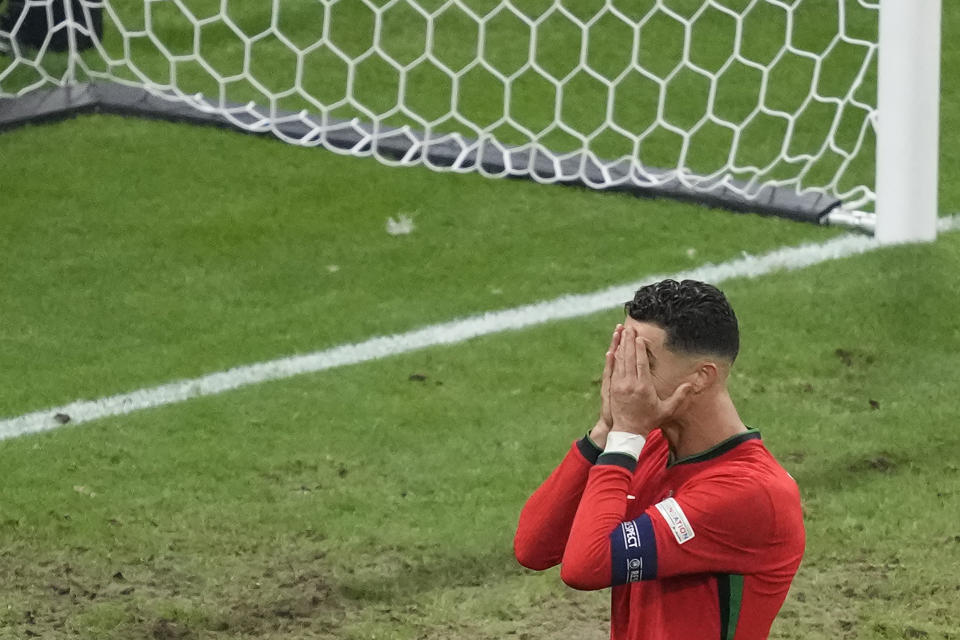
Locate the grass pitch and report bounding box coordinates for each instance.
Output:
[0,115,959,640]
[0,114,837,419]
[2,2,960,638]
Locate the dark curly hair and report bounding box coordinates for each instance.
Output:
[624,279,739,363]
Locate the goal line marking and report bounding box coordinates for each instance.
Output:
[2,217,957,441]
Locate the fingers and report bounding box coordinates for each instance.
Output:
[601,325,623,426]
[601,326,620,395]
[635,336,651,380]
[614,327,628,379]
[661,382,695,418]
[602,325,622,381]
[604,325,622,370]
[602,350,615,390]
[621,326,638,380]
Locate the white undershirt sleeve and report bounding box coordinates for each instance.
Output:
[603,431,647,460]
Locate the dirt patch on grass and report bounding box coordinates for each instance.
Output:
[833,348,876,368]
[417,585,608,640]
[774,556,959,640]
[0,546,346,639]
[11,540,954,640]
[847,453,899,474]
[0,540,614,640]
[151,618,192,640]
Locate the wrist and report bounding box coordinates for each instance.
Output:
[603,430,647,460]
[588,419,610,449]
[611,421,653,438]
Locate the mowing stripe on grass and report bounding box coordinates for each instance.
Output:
[2,216,958,441]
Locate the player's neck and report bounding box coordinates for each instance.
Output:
[660,389,746,460]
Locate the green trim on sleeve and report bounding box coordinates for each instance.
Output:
[576,433,603,464]
[717,573,744,640]
[585,432,604,453]
[596,451,638,473]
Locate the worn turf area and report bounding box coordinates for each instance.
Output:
[1,211,959,639]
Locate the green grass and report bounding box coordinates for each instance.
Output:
[0,160,959,638]
[1,2,960,637]
[0,114,838,419]
[1,0,887,201]
[0,114,959,639]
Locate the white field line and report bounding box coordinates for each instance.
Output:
[2,215,958,441]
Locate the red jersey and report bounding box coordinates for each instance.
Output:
[515,429,804,640]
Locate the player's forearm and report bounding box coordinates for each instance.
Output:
[560,455,635,590]
[514,435,601,570]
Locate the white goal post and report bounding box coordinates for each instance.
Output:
[875,0,940,243]
[0,0,942,243]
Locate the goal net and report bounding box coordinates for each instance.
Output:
[0,1,933,230]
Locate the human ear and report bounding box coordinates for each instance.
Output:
[691,360,719,393]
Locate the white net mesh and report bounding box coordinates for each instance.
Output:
[0,0,881,212]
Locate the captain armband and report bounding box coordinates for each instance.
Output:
[609,514,658,584]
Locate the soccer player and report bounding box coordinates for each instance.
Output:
[514,279,804,640]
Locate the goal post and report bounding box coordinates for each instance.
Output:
[874,0,941,244]
[0,0,943,243]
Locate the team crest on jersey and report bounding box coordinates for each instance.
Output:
[654,497,695,544]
